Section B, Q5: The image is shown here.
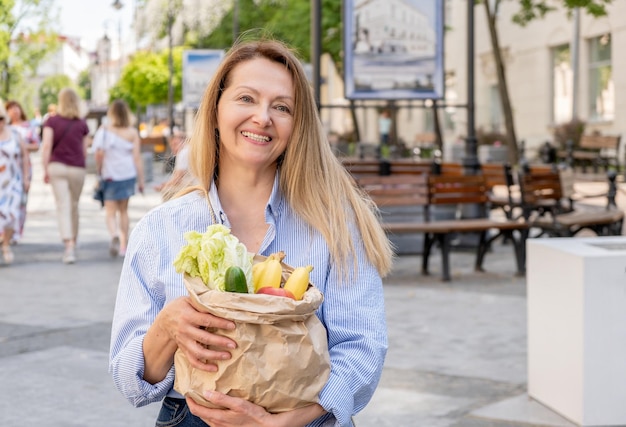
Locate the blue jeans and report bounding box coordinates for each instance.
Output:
[156,397,208,427]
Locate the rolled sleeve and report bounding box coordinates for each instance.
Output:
[109,211,175,407]
[315,241,388,426]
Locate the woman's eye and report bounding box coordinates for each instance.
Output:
[239,95,253,103]
[275,105,291,114]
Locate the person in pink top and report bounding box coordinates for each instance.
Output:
[40,88,90,264]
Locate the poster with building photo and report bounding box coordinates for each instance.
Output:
[344,0,444,100]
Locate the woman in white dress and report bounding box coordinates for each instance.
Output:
[0,101,30,264]
[92,99,144,257]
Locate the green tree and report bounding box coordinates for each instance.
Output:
[38,73,74,112]
[0,0,59,102]
[481,0,611,163]
[110,47,183,113]
[189,0,342,71]
[77,69,91,101]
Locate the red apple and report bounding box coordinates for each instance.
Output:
[256,287,296,300]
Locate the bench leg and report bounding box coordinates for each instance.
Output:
[475,231,489,272]
[511,229,527,276]
[438,234,451,281]
[422,233,434,275]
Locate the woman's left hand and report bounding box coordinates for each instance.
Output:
[186,391,273,427]
[187,392,325,427]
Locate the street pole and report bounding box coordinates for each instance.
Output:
[311,0,321,109]
[571,7,580,120]
[463,0,480,175]
[233,0,240,42]
[167,9,175,138]
[111,0,124,80]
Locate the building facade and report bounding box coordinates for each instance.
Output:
[446,0,625,160]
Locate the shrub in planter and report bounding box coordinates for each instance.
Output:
[553,119,585,149]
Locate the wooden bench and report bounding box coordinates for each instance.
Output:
[342,158,432,178]
[518,169,624,237]
[558,134,621,173]
[141,136,167,155]
[357,174,528,281]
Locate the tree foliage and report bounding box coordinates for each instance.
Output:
[512,0,611,25]
[38,73,74,112]
[188,0,342,71]
[0,0,59,103]
[110,47,183,112]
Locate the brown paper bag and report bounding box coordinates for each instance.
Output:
[174,267,331,413]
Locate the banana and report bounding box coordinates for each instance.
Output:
[253,253,285,292]
[283,265,313,301]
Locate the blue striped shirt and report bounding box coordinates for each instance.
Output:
[109,176,388,427]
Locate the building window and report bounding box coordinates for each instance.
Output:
[588,33,613,121]
[551,44,572,124]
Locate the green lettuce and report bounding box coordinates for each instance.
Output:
[173,224,253,291]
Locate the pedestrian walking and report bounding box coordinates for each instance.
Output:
[6,100,40,242]
[92,99,144,258]
[109,38,393,427]
[40,88,90,264]
[154,129,190,201]
[0,101,30,265]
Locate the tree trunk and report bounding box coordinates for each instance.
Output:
[484,0,519,164]
[349,99,361,143]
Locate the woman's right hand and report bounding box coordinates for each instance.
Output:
[143,296,238,384]
[161,297,237,371]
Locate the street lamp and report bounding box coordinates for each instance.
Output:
[111,1,124,76]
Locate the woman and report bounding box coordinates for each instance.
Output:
[0,101,30,264]
[92,99,144,257]
[154,129,191,201]
[109,39,393,427]
[6,100,40,242]
[41,88,90,264]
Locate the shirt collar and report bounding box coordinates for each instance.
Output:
[207,172,284,226]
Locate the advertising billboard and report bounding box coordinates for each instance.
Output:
[183,49,225,108]
[344,0,444,100]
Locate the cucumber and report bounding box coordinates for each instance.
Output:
[224,266,248,293]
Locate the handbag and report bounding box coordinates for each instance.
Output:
[92,128,109,207]
[93,177,105,207]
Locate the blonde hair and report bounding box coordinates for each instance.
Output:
[56,88,82,119]
[184,39,394,277]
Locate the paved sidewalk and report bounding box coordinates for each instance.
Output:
[1,157,623,426]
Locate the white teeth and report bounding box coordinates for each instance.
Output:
[242,131,270,142]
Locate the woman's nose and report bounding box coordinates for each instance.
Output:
[252,105,272,127]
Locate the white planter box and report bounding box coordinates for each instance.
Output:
[527,237,626,426]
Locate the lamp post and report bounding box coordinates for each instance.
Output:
[167,5,175,137]
[111,0,124,77]
[462,0,479,175]
[311,0,321,109]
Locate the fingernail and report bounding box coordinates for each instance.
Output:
[227,342,236,349]
[205,390,213,400]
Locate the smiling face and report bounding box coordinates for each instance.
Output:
[216,57,295,172]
